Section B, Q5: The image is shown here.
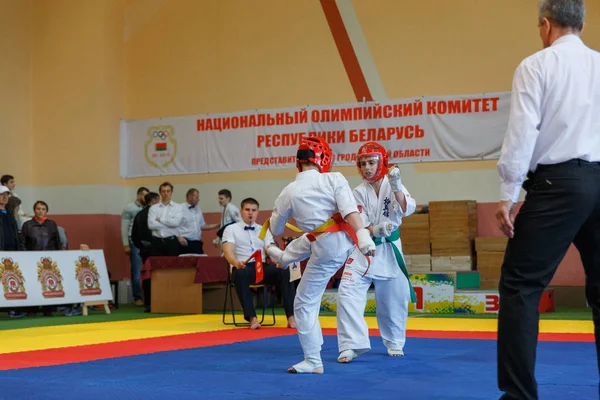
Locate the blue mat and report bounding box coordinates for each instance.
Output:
[0,337,596,400]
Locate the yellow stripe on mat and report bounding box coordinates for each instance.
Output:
[0,315,593,354]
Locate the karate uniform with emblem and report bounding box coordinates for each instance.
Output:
[337,175,416,354]
[269,169,360,359]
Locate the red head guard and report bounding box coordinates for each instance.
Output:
[356,142,389,183]
[296,136,333,173]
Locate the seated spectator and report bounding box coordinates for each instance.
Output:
[222,197,296,330]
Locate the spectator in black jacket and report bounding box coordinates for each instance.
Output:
[131,191,159,312]
[132,192,160,263]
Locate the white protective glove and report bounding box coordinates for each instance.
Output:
[266,235,312,269]
[388,166,402,193]
[266,245,284,265]
[372,222,393,238]
[356,228,376,256]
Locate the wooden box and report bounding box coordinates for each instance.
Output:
[429,200,478,258]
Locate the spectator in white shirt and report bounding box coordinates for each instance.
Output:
[495,1,600,398]
[1,174,31,229]
[222,197,296,330]
[148,182,183,256]
[178,188,220,255]
[214,189,242,248]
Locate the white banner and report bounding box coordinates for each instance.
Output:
[120,92,511,178]
[0,250,113,307]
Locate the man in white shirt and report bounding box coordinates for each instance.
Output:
[495,1,600,398]
[148,182,183,256]
[178,188,220,254]
[222,197,296,330]
[214,189,242,249]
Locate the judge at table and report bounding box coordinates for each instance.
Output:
[222,197,296,330]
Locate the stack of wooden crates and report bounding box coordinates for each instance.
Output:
[400,213,431,272]
[429,200,478,271]
[401,200,478,272]
[475,236,508,288]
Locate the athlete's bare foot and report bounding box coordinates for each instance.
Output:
[250,317,261,330]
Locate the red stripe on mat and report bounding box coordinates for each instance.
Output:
[322,328,594,342]
[0,328,295,371]
[1,328,592,371]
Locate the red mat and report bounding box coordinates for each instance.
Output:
[0,328,592,371]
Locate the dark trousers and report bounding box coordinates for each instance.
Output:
[152,236,180,256]
[179,240,204,255]
[140,252,152,309]
[498,159,600,400]
[232,262,296,321]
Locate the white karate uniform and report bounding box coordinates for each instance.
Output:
[337,176,416,354]
[269,169,359,359]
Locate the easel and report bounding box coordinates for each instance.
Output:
[82,300,111,316]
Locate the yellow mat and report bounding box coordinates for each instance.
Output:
[0,315,593,355]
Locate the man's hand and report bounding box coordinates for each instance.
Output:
[178,236,188,246]
[80,244,90,251]
[233,260,246,269]
[124,246,131,255]
[156,217,161,223]
[496,200,517,238]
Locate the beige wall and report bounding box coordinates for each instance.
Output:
[4,0,599,189]
[31,0,125,186]
[0,0,33,185]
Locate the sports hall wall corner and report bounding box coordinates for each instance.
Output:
[1,0,598,302]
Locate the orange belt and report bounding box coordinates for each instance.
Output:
[259,213,371,277]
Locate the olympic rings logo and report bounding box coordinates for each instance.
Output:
[152,130,169,140]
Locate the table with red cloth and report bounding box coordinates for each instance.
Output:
[141,256,228,314]
[141,256,228,284]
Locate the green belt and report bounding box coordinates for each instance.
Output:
[373,228,417,303]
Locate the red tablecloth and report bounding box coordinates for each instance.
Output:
[141,256,228,284]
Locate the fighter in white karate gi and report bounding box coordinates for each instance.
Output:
[337,141,417,362]
[263,136,376,375]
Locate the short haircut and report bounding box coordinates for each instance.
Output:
[137,186,149,195]
[145,192,160,205]
[240,197,259,209]
[159,182,173,192]
[186,188,199,198]
[1,175,14,185]
[539,0,585,31]
[218,189,232,199]
[33,200,49,212]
